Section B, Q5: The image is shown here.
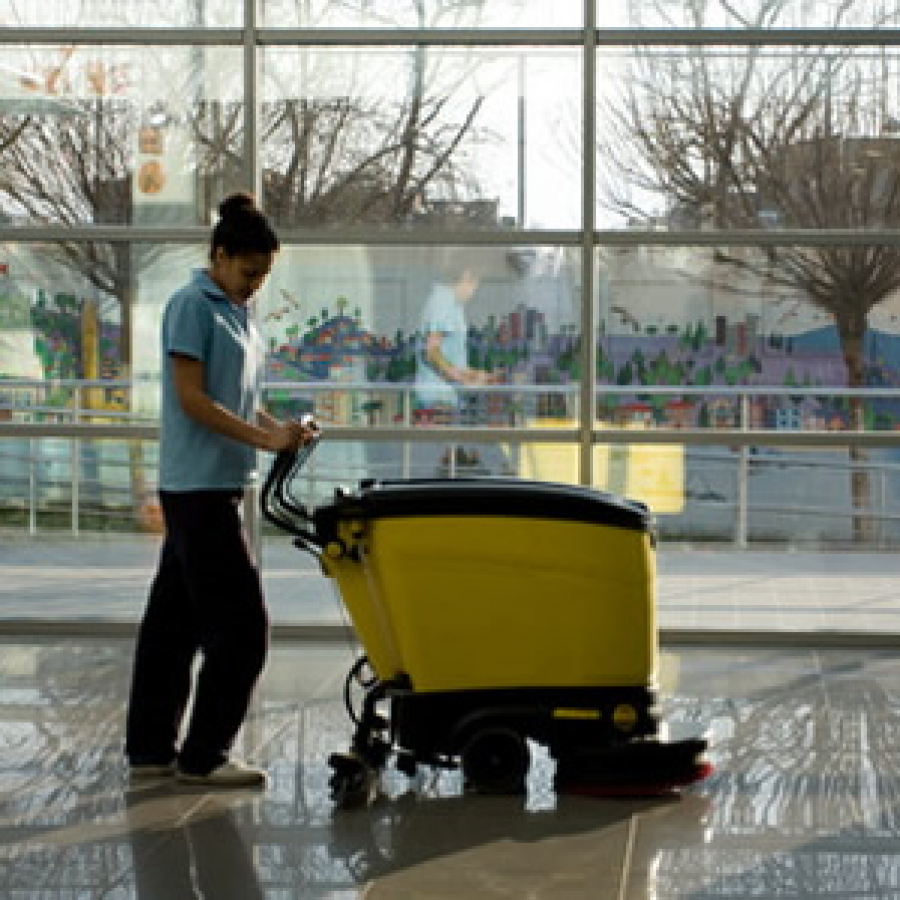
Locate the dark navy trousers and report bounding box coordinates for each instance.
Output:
[125,489,268,775]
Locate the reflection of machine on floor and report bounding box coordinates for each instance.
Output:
[262,442,712,807]
[326,789,713,888]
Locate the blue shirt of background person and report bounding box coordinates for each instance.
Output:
[414,282,469,408]
[414,265,492,412]
[159,269,264,491]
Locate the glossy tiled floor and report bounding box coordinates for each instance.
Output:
[3,636,900,898]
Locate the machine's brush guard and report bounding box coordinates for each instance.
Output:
[262,444,711,806]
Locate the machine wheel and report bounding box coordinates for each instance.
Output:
[460,726,529,794]
[328,752,376,808]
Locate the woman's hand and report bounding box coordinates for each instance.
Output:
[256,409,320,452]
[266,416,318,452]
[297,414,320,444]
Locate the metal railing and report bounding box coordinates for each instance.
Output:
[1,377,898,546]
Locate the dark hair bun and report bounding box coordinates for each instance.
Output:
[210,192,278,258]
[218,192,257,220]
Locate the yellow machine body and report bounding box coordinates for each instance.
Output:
[320,509,657,694]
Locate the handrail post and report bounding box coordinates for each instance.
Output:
[403,385,411,479]
[28,438,37,535]
[736,391,749,548]
[72,392,80,536]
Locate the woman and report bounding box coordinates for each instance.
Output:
[125,193,315,787]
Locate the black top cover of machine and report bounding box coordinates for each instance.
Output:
[315,478,652,534]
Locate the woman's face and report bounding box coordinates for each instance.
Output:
[210,248,274,304]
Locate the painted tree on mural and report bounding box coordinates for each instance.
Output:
[597,0,900,539]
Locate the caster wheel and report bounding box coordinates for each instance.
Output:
[328,752,376,808]
[460,727,529,795]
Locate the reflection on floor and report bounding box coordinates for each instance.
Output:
[1,637,900,898]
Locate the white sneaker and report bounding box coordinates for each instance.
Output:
[177,759,269,788]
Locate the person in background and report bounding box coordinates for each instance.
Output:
[414,253,498,423]
[125,192,316,788]
[413,252,503,474]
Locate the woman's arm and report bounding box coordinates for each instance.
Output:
[171,354,305,452]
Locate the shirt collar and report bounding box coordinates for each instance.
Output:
[192,268,229,302]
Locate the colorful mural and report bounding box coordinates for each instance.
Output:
[261,302,900,432]
[6,281,900,432]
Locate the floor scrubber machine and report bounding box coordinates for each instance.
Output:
[261,441,712,806]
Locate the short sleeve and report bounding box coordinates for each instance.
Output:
[420,287,457,336]
[164,293,209,362]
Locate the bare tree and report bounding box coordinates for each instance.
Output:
[0,14,501,519]
[0,87,151,371]
[192,0,511,225]
[192,49,494,229]
[599,0,900,539]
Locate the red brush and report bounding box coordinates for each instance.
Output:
[553,737,713,798]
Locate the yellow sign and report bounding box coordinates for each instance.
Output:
[518,418,608,486]
[519,418,684,514]
[623,441,684,514]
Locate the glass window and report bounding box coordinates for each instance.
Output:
[0,240,207,412]
[258,240,582,422]
[259,0,582,29]
[0,239,582,421]
[598,242,900,415]
[261,47,582,229]
[602,0,900,29]
[0,0,240,27]
[1,3,898,626]
[596,46,900,229]
[596,240,900,543]
[0,436,160,534]
[0,46,246,226]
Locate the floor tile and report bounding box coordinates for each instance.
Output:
[3,637,900,897]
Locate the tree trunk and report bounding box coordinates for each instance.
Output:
[839,323,872,543]
[118,280,155,530]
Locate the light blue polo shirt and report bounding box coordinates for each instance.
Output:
[414,283,468,408]
[158,269,263,491]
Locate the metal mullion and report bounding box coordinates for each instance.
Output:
[3,422,899,450]
[6,27,900,49]
[258,28,584,47]
[260,28,900,49]
[593,28,900,47]
[596,229,900,247]
[0,27,242,45]
[10,26,887,49]
[268,228,582,246]
[0,225,581,245]
[242,0,264,566]
[0,226,210,243]
[244,0,259,197]
[8,225,900,248]
[579,0,596,488]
